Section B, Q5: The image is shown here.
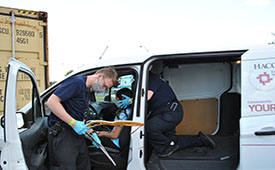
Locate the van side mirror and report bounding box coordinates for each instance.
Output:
[0,113,24,129]
[16,112,24,129]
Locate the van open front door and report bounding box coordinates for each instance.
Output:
[1,58,43,170]
[1,58,31,169]
[240,47,275,169]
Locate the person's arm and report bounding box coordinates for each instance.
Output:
[46,94,77,127]
[97,126,123,139]
[147,90,154,100]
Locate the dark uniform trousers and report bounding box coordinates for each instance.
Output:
[48,124,91,170]
[146,100,200,153]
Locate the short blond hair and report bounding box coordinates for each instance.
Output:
[96,67,118,87]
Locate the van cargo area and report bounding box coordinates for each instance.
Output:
[146,50,243,170]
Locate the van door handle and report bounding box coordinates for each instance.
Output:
[255,127,275,136]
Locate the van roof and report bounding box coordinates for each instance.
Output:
[78,44,274,71]
[44,44,274,95]
[77,46,151,71]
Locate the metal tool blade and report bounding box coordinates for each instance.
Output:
[85,132,116,166]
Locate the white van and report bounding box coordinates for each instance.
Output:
[1,45,275,170]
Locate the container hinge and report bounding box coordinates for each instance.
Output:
[40,61,48,66]
[39,22,47,26]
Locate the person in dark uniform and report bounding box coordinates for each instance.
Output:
[46,67,118,170]
[146,72,216,158]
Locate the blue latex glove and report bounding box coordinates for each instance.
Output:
[73,121,90,135]
[91,132,101,148]
[117,94,131,109]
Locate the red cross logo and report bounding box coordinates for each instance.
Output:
[256,72,273,85]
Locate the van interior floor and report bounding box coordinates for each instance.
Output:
[146,133,239,170]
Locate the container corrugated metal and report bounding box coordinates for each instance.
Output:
[0,6,49,115]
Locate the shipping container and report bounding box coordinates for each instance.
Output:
[0,6,49,115]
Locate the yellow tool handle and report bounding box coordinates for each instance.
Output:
[86,120,144,128]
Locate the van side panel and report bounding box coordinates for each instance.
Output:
[163,63,231,135]
[176,98,218,135]
[240,48,275,169]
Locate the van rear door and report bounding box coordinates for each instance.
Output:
[240,47,275,169]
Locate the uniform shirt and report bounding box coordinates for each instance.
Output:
[49,76,89,126]
[111,107,132,148]
[148,72,177,112]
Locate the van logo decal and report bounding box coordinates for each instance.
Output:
[254,63,275,69]
[248,69,275,91]
[256,72,273,85]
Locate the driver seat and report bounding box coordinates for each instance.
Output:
[88,126,131,170]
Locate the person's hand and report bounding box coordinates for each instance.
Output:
[97,131,106,137]
[91,132,101,148]
[73,121,90,135]
[87,128,94,134]
[117,94,131,109]
[97,131,103,137]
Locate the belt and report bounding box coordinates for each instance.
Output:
[48,121,69,136]
[147,99,180,119]
[157,99,179,111]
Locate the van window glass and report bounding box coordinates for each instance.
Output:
[112,75,134,102]
[95,90,109,101]
[16,71,41,128]
[43,98,51,116]
[94,75,134,102]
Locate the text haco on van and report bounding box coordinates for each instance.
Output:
[1,45,275,170]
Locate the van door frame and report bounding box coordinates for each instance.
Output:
[139,51,244,170]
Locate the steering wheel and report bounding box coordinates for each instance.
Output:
[84,104,100,121]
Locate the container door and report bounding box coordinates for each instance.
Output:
[1,58,43,170]
[240,47,275,170]
[0,8,49,116]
